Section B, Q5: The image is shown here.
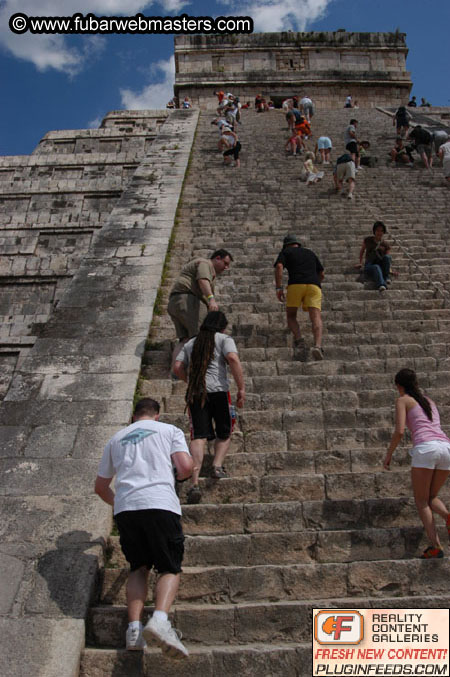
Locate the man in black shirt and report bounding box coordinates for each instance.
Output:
[408,125,433,169]
[274,234,325,361]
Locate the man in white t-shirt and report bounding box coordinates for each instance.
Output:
[95,398,193,658]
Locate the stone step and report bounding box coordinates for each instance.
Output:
[219,286,442,301]
[157,384,450,414]
[229,311,450,329]
[174,468,450,505]
[80,642,310,677]
[220,294,444,310]
[161,408,450,437]
[99,557,450,606]
[82,106,450,676]
[101,550,450,607]
[231,321,448,342]
[87,594,450,649]
[207,447,410,474]
[106,524,442,570]
[150,372,450,401]
[156,420,450,453]
[180,496,441,535]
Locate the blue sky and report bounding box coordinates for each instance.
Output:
[1,0,449,156]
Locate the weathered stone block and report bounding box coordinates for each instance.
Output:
[244,502,304,533]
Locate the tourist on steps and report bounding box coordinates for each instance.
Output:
[168,249,233,373]
[174,311,245,505]
[408,125,433,170]
[304,151,324,184]
[274,234,324,362]
[393,106,412,138]
[299,95,314,122]
[432,130,449,158]
[95,397,193,656]
[390,137,414,167]
[315,136,332,164]
[333,153,356,199]
[438,137,450,186]
[218,127,241,167]
[384,369,450,559]
[358,221,392,293]
[344,119,362,171]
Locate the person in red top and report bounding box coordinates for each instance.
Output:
[214,90,225,104]
[295,118,311,138]
[384,369,450,559]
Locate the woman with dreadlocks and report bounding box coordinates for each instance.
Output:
[174,311,245,504]
[384,368,450,558]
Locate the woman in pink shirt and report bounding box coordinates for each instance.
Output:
[384,368,450,558]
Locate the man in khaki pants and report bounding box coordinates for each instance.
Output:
[167,249,233,371]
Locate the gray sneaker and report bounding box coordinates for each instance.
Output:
[311,346,324,361]
[126,625,147,651]
[143,616,189,659]
[379,285,387,293]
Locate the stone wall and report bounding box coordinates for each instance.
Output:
[174,31,412,109]
[0,109,199,677]
[0,110,168,399]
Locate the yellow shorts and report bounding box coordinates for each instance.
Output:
[286,284,322,311]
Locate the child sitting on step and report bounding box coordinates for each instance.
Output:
[303,151,324,185]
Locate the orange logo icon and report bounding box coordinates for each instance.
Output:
[314,610,364,645]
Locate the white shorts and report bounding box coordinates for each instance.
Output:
[409,440,450,470]
[318,136,332,150]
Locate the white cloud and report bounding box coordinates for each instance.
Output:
[160,0,189,11]
[221,0,333,32]
[88,115,103,128]
[0,0,182,74]
[120,55,175,109]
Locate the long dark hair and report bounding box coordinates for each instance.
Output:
[186,311,228,406]
[395,368,432,421]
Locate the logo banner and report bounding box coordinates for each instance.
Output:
[312,609,449,675]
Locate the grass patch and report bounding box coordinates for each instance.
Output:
[133,376,144,409]
[145,339,164,351]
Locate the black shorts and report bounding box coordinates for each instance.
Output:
[188,391,235,440]
[115,509,184,573]
[346,141,359,155]
[223,141,241,160]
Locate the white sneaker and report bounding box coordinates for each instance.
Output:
[379,285,387,293]
[126,625,147,651]
[143,616,189,659]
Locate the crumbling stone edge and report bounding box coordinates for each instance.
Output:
[0,109,200,677]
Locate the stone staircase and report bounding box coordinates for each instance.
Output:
[80,106,450,676]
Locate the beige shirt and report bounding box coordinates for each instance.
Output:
[170,258,215,300]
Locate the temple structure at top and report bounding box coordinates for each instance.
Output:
[174,31,412,109]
